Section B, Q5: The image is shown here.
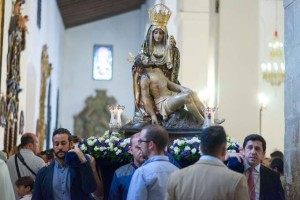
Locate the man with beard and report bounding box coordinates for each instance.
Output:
[6,133,45,199]
[127,125,179,200]
[32,128,97,200]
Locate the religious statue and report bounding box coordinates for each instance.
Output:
[4,0,28,152]
[127,3,224,129]
[135,55,205,126]
[139,3,180,83]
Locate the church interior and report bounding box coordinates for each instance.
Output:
[3,0,300,199]
[0,0,285,154]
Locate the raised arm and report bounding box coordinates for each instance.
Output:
[140,74,158,124]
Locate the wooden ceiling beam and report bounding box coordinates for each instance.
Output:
[57,0,145,28]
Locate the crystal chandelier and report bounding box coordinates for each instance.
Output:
[261,31,285,86]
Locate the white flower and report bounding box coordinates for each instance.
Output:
[80,144,87,151]
[191,148,197,154]
[116,149,122,155]
[114,147,119,151]
[100,147,106,151]
[184,146,191,151]
[110,136,118,142]
[87,140,95,146]
[173,147,179,155]
[98,137,105,142]
[178,140,185,146]
[173,139,180,144]
[170,145,174,149]
[94,146,100,151]
[227,149,236,153]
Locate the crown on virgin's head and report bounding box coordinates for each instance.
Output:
[148,3,172,27]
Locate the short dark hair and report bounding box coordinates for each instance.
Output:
[200,126,227,156]
[19,133,35,148]
[270,158,284,174]
[243,134,266,152]
[52,128,72,141]
[270,150,283,159]
[71,135,82,143]
[15,176,34,191]
[130,133,140,146]
[143,124,169,152]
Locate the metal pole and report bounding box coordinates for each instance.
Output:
[259,107,263,135]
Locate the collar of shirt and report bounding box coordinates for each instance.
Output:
[19,149,34,155]
[244,163,261,173]
[54,160,68,169]
[142,155,169,166]
[200,155,227,168]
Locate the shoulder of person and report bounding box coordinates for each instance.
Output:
[260,165,280,177]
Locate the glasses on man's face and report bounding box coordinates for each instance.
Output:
[138,139,151,146]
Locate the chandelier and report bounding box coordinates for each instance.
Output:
[260,31,285,86]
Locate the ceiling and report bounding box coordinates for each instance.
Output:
[57,0,146,28]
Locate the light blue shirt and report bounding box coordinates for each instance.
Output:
[127,155,179,200]
[53,160,71,200]
[200,155,227,167]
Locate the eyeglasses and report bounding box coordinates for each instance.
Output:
[138,139,151,145]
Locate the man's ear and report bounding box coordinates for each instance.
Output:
[25,185,31,193]
[128,146,133,155]
[148,141,155,150]
[69,141,74,149]
[221,146,227,158]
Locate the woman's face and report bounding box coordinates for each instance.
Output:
[153,29,164,42]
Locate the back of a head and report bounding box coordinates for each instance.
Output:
[270,158,284,174]
[243,134,266,152]
[52,128,72,141]
[200,126,227,156]
[20,133,35,148]
[270,150,284,160]
[15,176,34,191]
[71,135,82,144]
[143,124,169,152]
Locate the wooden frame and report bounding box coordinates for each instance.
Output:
[92,45,113,80]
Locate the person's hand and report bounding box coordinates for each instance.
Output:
[151,115,159,124]
[88,155,97,171]
[225,152,245,163]
[135,66,143,74]
[69,146,87,164]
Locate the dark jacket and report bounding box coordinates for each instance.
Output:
[227,158,284,200]
[32,161,97,200]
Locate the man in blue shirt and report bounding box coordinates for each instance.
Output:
[109,133,145,200]
[32,128,97,200]
[127,125,179,200]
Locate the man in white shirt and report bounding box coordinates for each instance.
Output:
[6,132,46,199]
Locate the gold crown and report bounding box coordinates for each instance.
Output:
[148,3,172,27]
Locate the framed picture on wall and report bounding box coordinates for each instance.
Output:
[92,45,113,80]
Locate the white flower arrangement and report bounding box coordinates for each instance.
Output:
[169,136,241,162]
[78,131,132,162]
[226,136,241,153]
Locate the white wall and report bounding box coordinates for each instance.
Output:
[0,0,65,150]
[61,11,142,133]
[258,0,284,154]
[177,0,210,95]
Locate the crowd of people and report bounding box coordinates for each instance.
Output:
[0,124,285,200]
